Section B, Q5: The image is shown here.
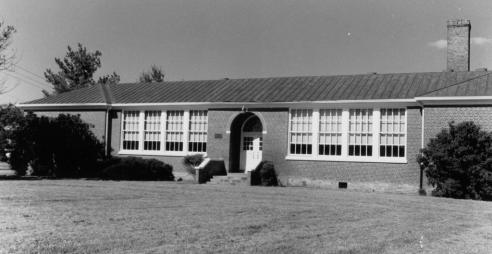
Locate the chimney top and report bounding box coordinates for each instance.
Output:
[447,19,471,27]
[446,19,471,72]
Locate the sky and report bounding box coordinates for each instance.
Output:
[1,0,492,104]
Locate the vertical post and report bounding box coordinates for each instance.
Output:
[341,108,349,157]
[312,108,320,157]
[373,108,381,159]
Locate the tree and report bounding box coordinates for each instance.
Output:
[417,121,492,200]
[0,104,24,162]
[97,72,120,85]
[0,20,16,71]
[138,65,165,83]
[9,113,104,177]
[0,20,16,94]
[43,43,119,96]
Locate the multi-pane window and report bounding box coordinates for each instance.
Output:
[122,111,140,150]
[188,110,208,152]
[289,107,407,162]
[144,111,161,151]
[243,137,253,150]
[289,109,313,155]
[165,110,184,151]
[380,108,406,157]
[319,109,342,156]
[348,109,373,156]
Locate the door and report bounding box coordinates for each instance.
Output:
[240,132,263,172]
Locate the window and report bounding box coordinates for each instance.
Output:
[165,110,184,151]
[144,111,161,151]
[348,109,373,157]
[319,109,342,156]
[243,137,253,150]
[122,111,140,150]
[188,110,207,152]
[289,109,313,155]
[120,109,208,155]
[288,107,406,163]
[380,108,406,157]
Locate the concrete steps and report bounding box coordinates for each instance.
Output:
[207,173,250,186]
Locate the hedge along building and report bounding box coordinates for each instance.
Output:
[17,19,492,192]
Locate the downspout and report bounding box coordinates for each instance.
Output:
[418,101,425,191]
[104,104,111,158]
[99,83,113,158]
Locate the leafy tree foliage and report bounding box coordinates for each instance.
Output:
[417,121,492,200]
[97,71,120,85]
[0,104,25,162]
[43,43,119,96]
[0,20,16,71]
[138,65,165,83]
[9,113,104,177]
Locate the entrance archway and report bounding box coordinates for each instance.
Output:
[229,113,263,173]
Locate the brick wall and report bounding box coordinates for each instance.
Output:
[424,106,492,143]
[207,107,422,192]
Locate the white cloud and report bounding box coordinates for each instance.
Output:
[428,37,492,50]
[428,39,447,49]
[471,37,492,45]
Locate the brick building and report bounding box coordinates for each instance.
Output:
[18,19,492,192]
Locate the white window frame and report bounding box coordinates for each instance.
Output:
[119,109,208,156]
[286,107,407,163]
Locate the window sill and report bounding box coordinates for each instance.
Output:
[285,155,407,164]
[118,150,207,157]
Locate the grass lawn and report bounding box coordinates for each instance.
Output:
[0,181,491,253]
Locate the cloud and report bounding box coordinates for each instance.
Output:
[428,37,492,50]
[471,37,492,45]
[428,39,447,49]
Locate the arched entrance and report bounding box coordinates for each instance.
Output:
[229,113,263,173]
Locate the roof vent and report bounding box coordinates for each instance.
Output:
[367,72,377,75]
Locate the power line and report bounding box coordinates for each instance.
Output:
[6,70,51,89]
[3,71,50,90]
[14,64,46,81]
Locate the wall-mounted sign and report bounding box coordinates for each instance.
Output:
[214,133,223,139]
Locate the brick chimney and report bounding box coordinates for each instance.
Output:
[447,19,471,72]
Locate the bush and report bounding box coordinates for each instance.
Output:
[417,121,492,200]
[100,156,174,181]
[198,159,226,184]
[251,161,278,186]
[9,113,104,177]
[183,154,204,175]
[0,105,25,163]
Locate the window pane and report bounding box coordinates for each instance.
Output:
[380,108,406,158]
[348,109,373,157]
[122,111,140,150]
[289,109,313,155]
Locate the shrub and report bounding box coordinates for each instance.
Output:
[9,113,104,177]
[0,105,26,163]
[251,161,278,186]
[417,121,492,200]
[198,160,226,184]
[100,156,174,181]
[183,154,204,175]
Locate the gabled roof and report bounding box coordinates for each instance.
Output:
[19,71,492,107]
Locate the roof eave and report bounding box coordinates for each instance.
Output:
[415,96,492,105]
[16,103,109,111]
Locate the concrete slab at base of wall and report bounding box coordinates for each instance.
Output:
[280,177,421,194]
